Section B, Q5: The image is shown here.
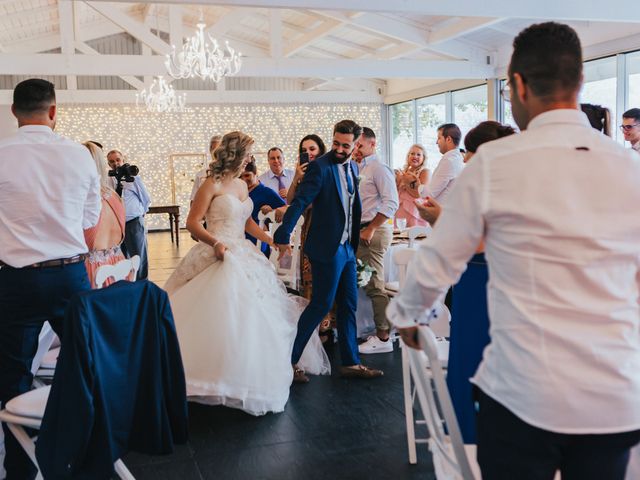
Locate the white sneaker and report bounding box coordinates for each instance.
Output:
[358,335,393,354]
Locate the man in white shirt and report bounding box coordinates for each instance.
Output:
[621,108,640,153]
[388,22,640,479]
[418,124,464,203]
[352,127,399,354]
[107,149,151,280]
[0,79,101,479]
[258,147,294,201]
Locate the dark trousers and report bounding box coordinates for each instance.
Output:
[121,216,148,280]
[476,388,640,480]
[291,242,359,367]
[0,262,91,479]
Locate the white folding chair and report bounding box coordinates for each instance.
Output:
[94,255,140,289]
[393,246,451,466]
[406,326,478,479]
[407,225,431,248]
[257,211,304,290]
[34,256,141,383]
[0,257,141,479]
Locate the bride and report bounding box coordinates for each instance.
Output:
[164,131,330,416]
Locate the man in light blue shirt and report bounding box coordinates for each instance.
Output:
[258,147,294,201]
[107,149,151,279]
[353,127,399,354]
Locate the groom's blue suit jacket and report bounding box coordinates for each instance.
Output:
[274,150,361,261]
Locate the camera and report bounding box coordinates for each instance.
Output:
[109,163,139,183]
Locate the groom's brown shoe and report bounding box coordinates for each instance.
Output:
[292,366,309,384]
[339,364,383,379]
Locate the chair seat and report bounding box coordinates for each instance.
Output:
[41,347,60,369]
[6,386,50,419]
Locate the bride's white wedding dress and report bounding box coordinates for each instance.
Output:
[164,194,330,416]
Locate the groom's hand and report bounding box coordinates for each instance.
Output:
[274,243,292,259]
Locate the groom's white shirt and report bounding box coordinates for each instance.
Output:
[336,159,355,244]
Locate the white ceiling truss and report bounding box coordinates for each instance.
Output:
[0,0,639,104]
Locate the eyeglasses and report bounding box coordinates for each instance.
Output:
[620,124,640,132]
[500,83,511,103]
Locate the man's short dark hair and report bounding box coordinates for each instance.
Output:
[267,147,283,157]
[623,108,640,123]
[361,127,376,140]
[509,22,582,100]
[437,123,462,146]
[13,78,56,115]
[333,120,362,140]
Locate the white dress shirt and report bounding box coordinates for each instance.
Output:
[258,168,294,196]
[357,154,399,224]
[632,140,640,154]
[337,159,355,244]
[419,148,464,203]
[388,109,640,434]
[112,176,151,222]
[0,125,101,267]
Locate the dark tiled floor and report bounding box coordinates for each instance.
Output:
[129,231,435,479]
[123,343,435,480]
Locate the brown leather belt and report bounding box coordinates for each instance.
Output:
[0,254,88,269]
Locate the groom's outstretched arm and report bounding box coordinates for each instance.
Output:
[274,160,323,245]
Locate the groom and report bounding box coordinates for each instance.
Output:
[275,120,383,382]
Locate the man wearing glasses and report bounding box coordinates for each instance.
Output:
[621,108,640,153]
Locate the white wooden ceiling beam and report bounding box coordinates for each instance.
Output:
[0,53,495,78]
[58,0,77,90]
[428,17,503,44]
[168,5,183,48]
[84,1,170,54]
[269,9,283,57]
[76,0,640,23]
[313,11,492,65]
[74,41,144,89]
[0,88,383,104]
[204,8,249,38]
[284,18,342,57]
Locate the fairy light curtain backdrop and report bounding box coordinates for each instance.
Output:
[56,103,383,229]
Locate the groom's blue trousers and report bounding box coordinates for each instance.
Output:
[292,242,360,367]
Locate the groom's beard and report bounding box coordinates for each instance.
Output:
[333,148,353,162]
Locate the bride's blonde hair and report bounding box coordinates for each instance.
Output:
[208,131,254,181]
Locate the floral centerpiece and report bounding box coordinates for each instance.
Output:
[356,259,374,287]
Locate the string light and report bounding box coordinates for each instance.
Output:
[56,103,382,229]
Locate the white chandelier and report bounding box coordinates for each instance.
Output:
[165,20,242,83]
[136,76,187,113]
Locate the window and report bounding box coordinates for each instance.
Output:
[500,79,517,129]
[581,56,617,134]
[629,51,640,112]
[416,94,446,171]
[390,100,415,169]
[452,85,488,148]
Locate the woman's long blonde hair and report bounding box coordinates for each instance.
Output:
[82,141,111,191]
[404,143,427,172]
[208,131,254,182]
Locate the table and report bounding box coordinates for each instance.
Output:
[148,205,181,246]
